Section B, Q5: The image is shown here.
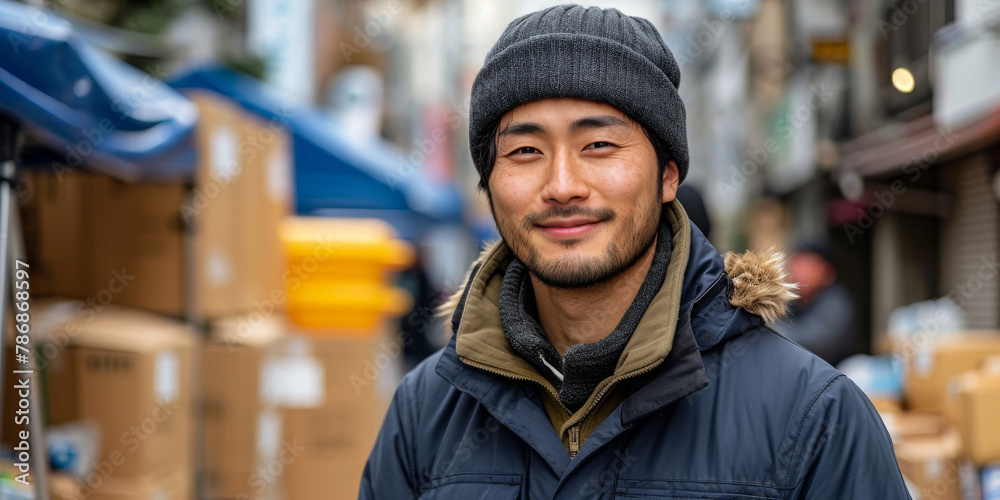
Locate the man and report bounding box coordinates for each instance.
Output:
[361,5,910,499]
[775,242,859,367]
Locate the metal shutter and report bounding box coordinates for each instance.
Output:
[940,153,1000,329]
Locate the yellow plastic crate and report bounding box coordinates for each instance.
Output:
[281,217,414,284]
[287,286,411,332]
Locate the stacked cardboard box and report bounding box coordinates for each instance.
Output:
[17,171,89,298]
[32,301,197,499]
[281,331,396,500]
[19,91,292,321]
[200,315,285,500]
[947,359,1000,467]
[274,218,413,498]
[50,471,84,499]
[892,333,1000,497]
[199,316,397,500]
[79,468,191,500]
[9,92,296,499]
[886,413,963,500]
[903,333,1000,414]
[868,396,903,415]
[186,91,292,320]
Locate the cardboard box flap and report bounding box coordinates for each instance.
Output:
[959,371,1000,392]
[892,330,1000,347]
[29,298,81,337]
[983,355,1000,373]
[915,331,1000,350]
[894,427,962,461]
[32,300,195,353]
[884,413,951,441]
[209,314,285,347]
[77,313,195,353]
[83,465,188,499]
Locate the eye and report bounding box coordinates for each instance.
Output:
[511,146,540,155]
[584,141,613,150]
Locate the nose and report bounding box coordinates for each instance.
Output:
[539,148,590,204]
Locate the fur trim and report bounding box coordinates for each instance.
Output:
[723,247,799,325]
[437,242,799,326]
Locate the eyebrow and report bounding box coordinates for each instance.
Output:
[498,122,546,138]
[569,115,630,132]
[498,115,630,138]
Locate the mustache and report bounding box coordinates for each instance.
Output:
[521,206,616,230]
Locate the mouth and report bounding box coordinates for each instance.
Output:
[536,218,605,238]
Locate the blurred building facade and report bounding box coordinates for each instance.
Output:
[6,1,1000,497]
[102,0,995,351]
[836,0,1000,344]
[266,0,1000,353]
[375,0,852,345]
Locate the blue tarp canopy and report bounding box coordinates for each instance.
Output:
[0,1,197,182]
[168,65,465,232]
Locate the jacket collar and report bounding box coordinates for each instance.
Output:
[682,221,752,351]
[434,200,796,456]
[441,202,692,399]
[617,218,769,425]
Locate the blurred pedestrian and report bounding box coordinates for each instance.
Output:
[774,242,859,367]
[362,5,908,499]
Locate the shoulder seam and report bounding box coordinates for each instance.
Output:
[784,373,845,488]
[761,324,835,360]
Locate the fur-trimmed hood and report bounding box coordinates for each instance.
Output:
[723,247,799,324]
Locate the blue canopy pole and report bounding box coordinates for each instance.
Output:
[0,111,50,500]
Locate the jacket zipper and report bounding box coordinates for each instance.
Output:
[459,357,572,414]
[568,426,580,458]
[568,357,666,431]
[463,350,668,457]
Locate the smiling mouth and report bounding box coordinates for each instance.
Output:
[536,220,604,238]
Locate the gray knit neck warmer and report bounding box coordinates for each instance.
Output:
[499,221,673,413]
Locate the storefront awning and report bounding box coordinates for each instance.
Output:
[840,109,1000,178]
[168,64,465,227]
[0,1,197,182]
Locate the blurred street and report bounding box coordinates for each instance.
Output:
[1,0,1000,498]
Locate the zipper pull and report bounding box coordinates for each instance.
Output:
[568,426,580,459]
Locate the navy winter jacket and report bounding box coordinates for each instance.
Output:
[361,220,911,499]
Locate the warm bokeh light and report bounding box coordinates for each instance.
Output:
[892,67,915,93]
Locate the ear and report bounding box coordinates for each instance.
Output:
[661,160,680,203]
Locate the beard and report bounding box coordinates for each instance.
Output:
[492,186,662,290]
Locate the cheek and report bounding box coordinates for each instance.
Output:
[489,169,533,218]
[593,166,658,205]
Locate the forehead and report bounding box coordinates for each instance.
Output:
[500,98,633,127]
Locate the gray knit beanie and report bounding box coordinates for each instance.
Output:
[469,4,689,185]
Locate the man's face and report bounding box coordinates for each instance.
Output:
[488,98,679,289]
